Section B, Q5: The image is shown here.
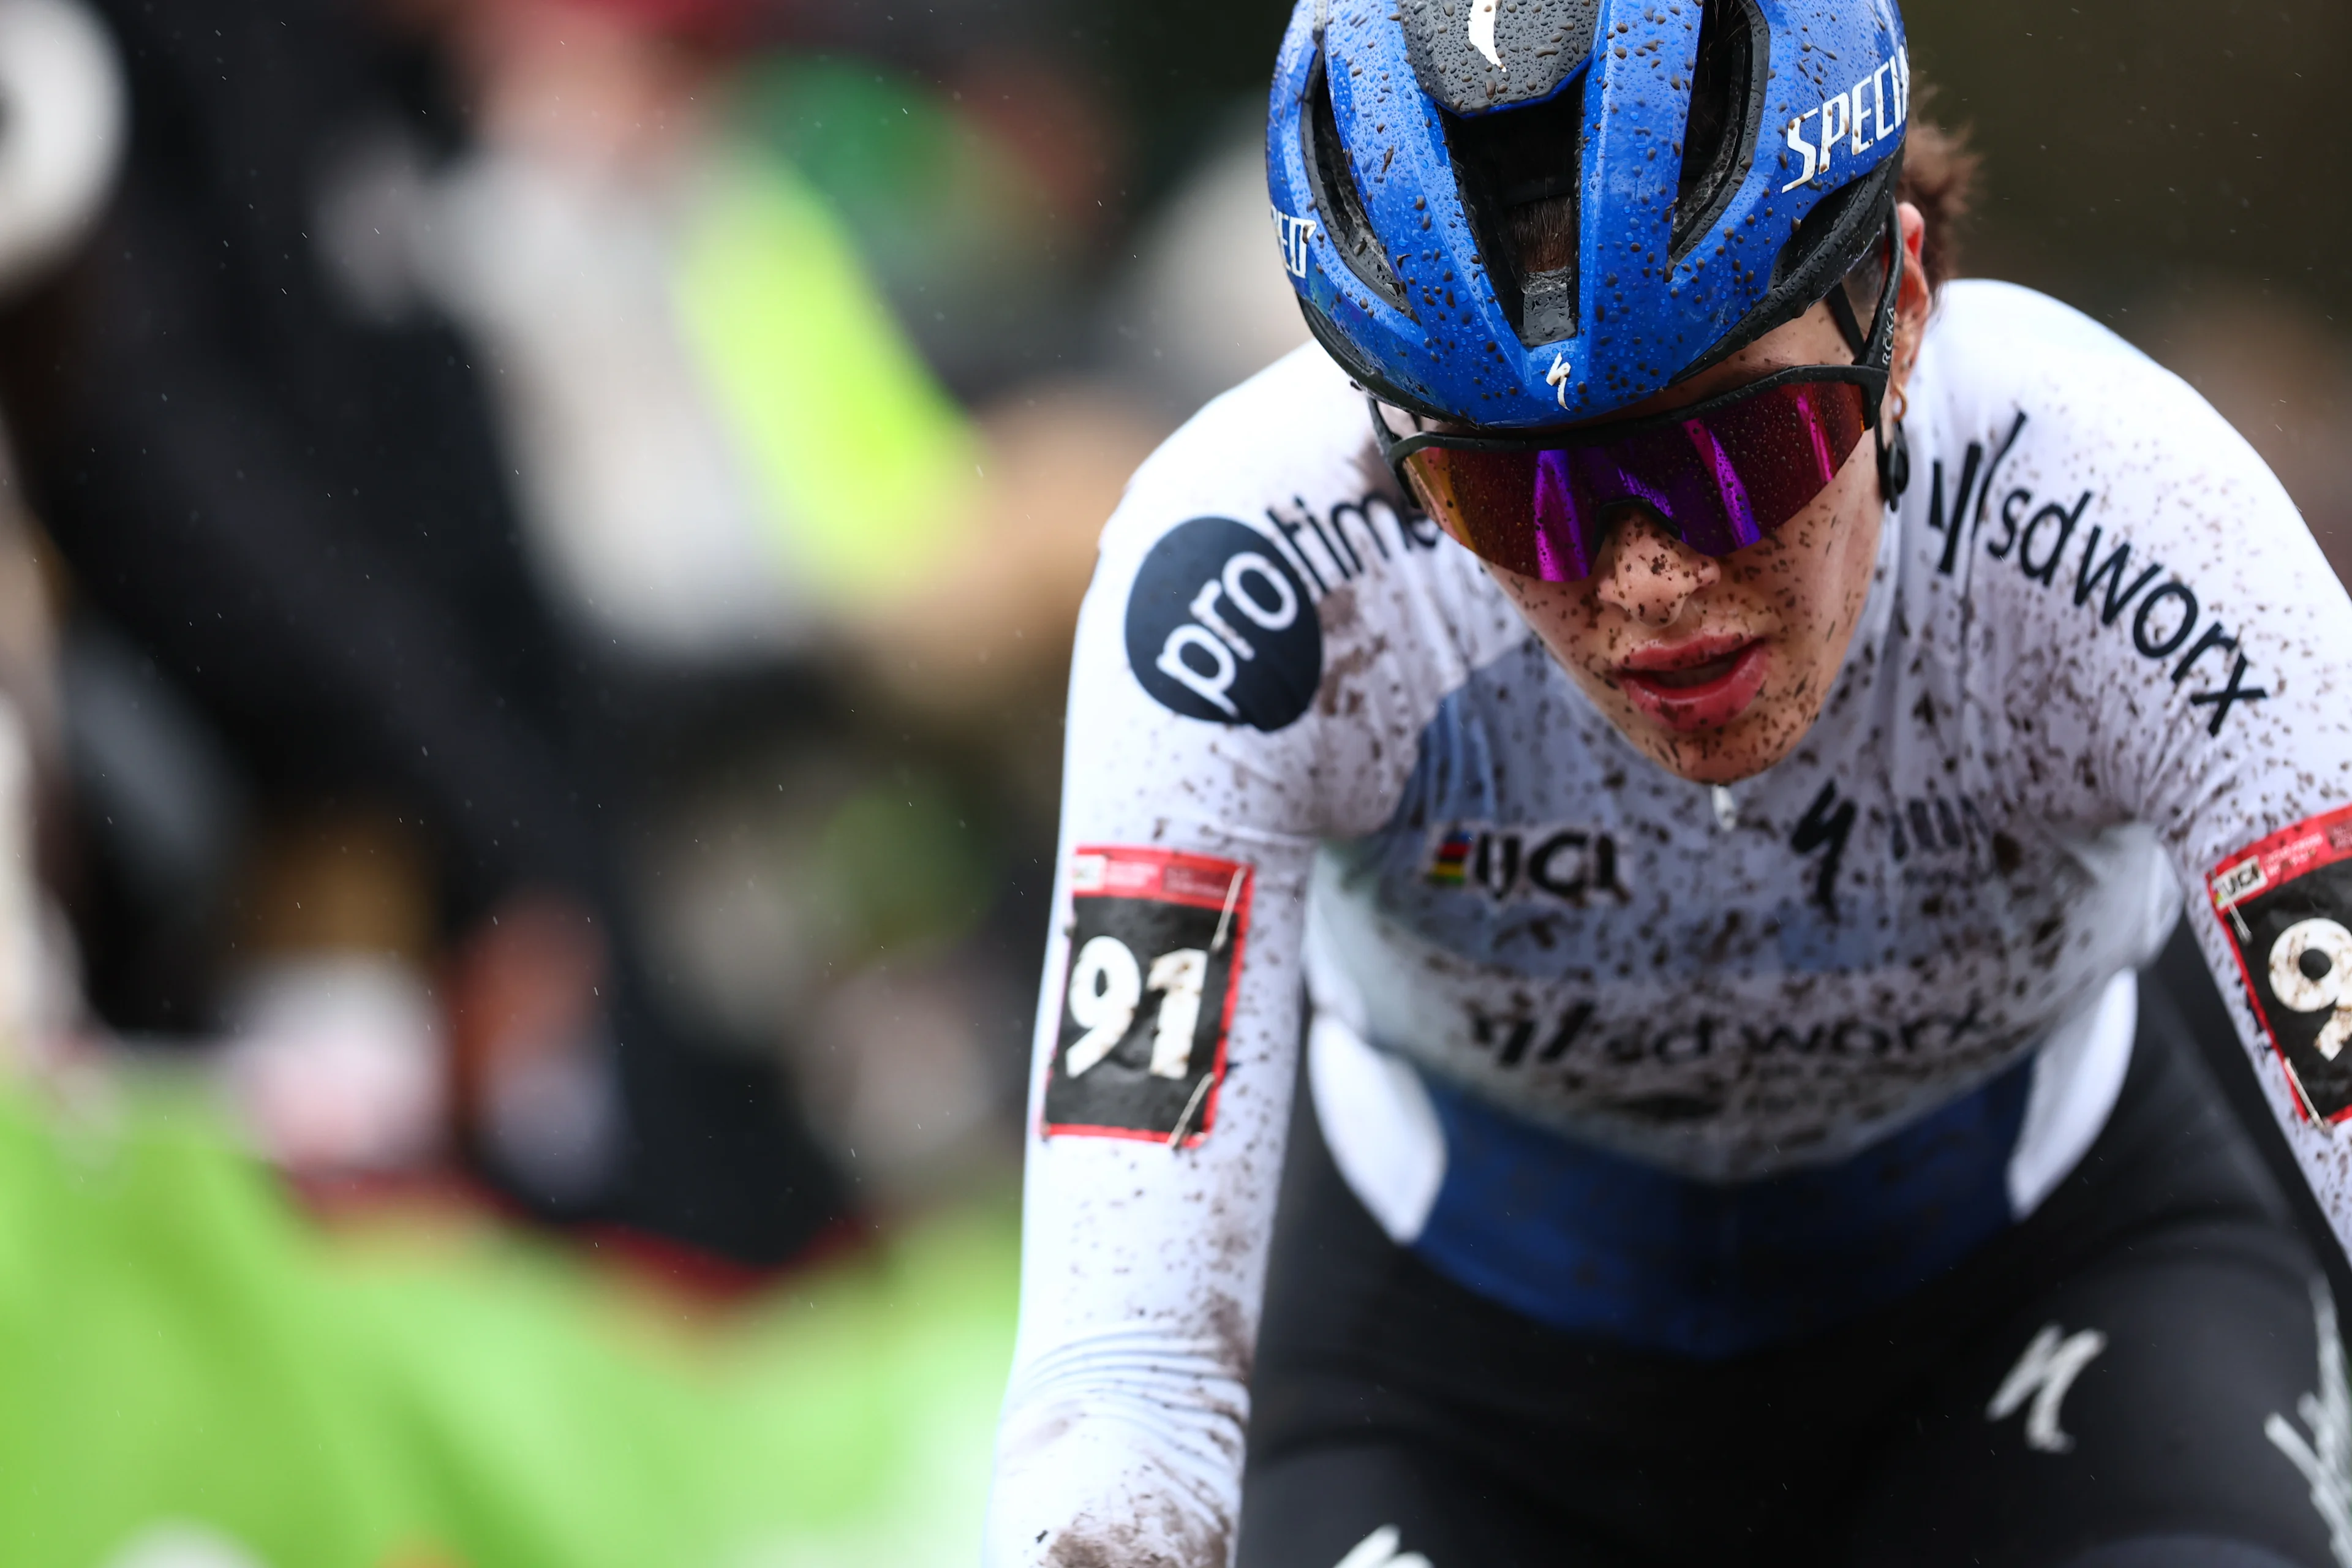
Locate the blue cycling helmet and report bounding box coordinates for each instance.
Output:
[1267,0,1909,428]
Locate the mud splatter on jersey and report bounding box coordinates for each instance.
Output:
[986,282,2352,1568]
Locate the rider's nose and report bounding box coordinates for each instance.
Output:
[1593,514,1720,627]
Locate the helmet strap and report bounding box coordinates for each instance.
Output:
[1876,416,1911,506]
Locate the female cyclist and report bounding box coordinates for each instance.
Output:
[986,0,2352,1562]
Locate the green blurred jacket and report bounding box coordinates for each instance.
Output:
[0,1081,1015,1568]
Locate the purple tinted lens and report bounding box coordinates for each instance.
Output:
[1528,450,1594,581]
[1420,379,1869,583]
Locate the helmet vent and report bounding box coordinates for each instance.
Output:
[1439,80,1585,347]
[1770,162,1877,292]
[1670,0,1765,261]
[1300,52,1414,320]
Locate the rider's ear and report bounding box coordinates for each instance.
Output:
[1877,416,1911,505]
[1875,204,1929,507]
[1891,202,1932,371]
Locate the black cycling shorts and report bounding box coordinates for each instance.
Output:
[1240,945,2352,1568]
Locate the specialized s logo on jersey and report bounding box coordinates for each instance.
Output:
[2211,804,2352,1123]
[1125,517,1322,731]
[1044,846,1253,1147]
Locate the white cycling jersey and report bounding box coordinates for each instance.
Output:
[984,281,2352,1568]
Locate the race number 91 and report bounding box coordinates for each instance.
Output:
[1043,846,1253,1147]
[2212,803,2352,1123]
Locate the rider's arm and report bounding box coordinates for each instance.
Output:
[983,611,1321,1568]
[982,353,1456,1568]
[983,797,1315,1568]
[2155,514,2352,1259]
[1937,287,2352,1258]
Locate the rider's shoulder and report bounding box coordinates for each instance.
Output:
[1902,279,2312,638]
[1910,278,2284,519]
[1928,279,2144,363]
[1103,344,1374,557]
[1080,345,1504,753]
[1917,279,2218,433]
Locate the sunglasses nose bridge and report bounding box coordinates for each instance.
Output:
[1529,443,1699,586]
[1569,448,1689,558]
[1588,505,1700,586]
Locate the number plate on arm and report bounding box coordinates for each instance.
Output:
[1044,846,1254,1147]
[2211,804,2352,1123]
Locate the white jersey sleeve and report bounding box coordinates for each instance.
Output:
[1913,282,2352,1239]
[982,350,1519,1568]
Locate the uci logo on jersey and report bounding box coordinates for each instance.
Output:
[1426,822,1626,905]
[1779,45,1910,192]
[1126,516,1323,731]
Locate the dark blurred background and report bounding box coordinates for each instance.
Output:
[1907,0,2352,576]
[0,0,2336,1281]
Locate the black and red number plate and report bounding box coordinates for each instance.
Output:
[1042,846,1253,1147]
[2211,804,2352,1123]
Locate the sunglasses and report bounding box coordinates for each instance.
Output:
[1371,213,1904,584]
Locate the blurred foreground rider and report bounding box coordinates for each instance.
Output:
[0,0,846,1265]
[986,2,2352,1564]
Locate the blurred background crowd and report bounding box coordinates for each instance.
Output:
[0,0,2333,1562]
[0,0,1315,1268]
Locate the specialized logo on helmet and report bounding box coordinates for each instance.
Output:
[1545,353,1574,410]
[1467,0,1501,69]
[1273,205,1318,279]
[1392,0,1597,116]
[1781,47,1911,192]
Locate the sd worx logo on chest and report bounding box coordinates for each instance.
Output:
[1427,822,1626,905]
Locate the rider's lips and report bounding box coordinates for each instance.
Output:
[1615,635,1770,731]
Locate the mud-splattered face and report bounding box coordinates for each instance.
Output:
[1453,205,1932,785]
